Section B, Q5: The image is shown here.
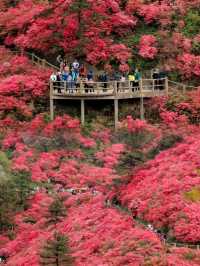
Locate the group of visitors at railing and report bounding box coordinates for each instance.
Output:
[50,55,167,94]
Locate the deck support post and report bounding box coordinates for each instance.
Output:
[139,79,144,120]
[140,96,144,120]
[114,99,119,131]
[50,81,54,120]
[81,99,85,126]
[183,84,186,93]
[50,98,54,120]
[165,77,169,96]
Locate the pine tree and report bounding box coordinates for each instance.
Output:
[46,198,66,225]
[40,232,74,266]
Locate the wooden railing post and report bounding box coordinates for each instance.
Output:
[42,59,46,67]
[165,77,169,96]
[152,79,155,93]
[183,84,186,93]
[139,79,143,93]
[114,99,119,131]
[64,81,67,93]
[139,79,144,120]
[114,81,118,96]
[80,80,83,94]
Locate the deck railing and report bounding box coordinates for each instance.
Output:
[50,78,168,97]
[168,80,199,93]
[12,49,59,70]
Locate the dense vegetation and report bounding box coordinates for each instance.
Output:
[0,0,200,82]
[0,1,200,265]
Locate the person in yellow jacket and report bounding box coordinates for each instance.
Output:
[128,72,135,90]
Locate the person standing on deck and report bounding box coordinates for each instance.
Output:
[71,67,78,83]
[158,69,167,90]
[120,74,126,91]
[56,71,62,93]
[85,70,94,93]
[50,71,57,82]
[79,63,87,78]
[101,71,108,90]
[153,68,160,89]
[50,71,57,92]
[134,68,141,90]
[114,71,121,90]
[72,59,80,77]
[67,72,73,93]
[128,71,135,91]
[61,70,69,92]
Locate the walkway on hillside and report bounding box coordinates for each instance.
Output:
[50,78,168,129]
[12,50,200,129]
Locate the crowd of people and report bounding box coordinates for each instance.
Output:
[50,55,167,93]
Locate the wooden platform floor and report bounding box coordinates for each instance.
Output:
[52,88,167,100]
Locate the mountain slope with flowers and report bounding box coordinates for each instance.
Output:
[0,46,200,264]
[0,1,200,265]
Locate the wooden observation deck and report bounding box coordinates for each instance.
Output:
[50,78,169,129]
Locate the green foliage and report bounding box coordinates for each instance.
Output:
[147,135,183,159]
[0,151,10,173]
[125,22,158,47]
[121,22,159,70]
[12,171,35,209]
[46,198,66,225]
[192,41,200,55]
[40,231,74,266]
[166,93,189,111]
[117,150,145,174]
[114,129,154,149]
[165,93,200,124]
[69,0,90,13]
[4,149,14,160]
[23,216,37,224]
[167,71,183,83]
[183,10,200,37]
[33,135,80,153]
[184,187,200,202]
[0,170,34,232]
[183,252,196,261]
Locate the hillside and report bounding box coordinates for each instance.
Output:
[0,1,200,266]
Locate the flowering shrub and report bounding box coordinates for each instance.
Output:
[0,48,51,123]
[1,191,200,265]
[120,133,200,243]
[1,1,200,78]
[139,35,158,59]
[1,1,200,264]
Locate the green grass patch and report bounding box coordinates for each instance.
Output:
[184,187,200,202]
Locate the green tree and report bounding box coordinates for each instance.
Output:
[183,10,200,37]
[40,232,74,266]
[46,198,66,225]
[0,153,34,233]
